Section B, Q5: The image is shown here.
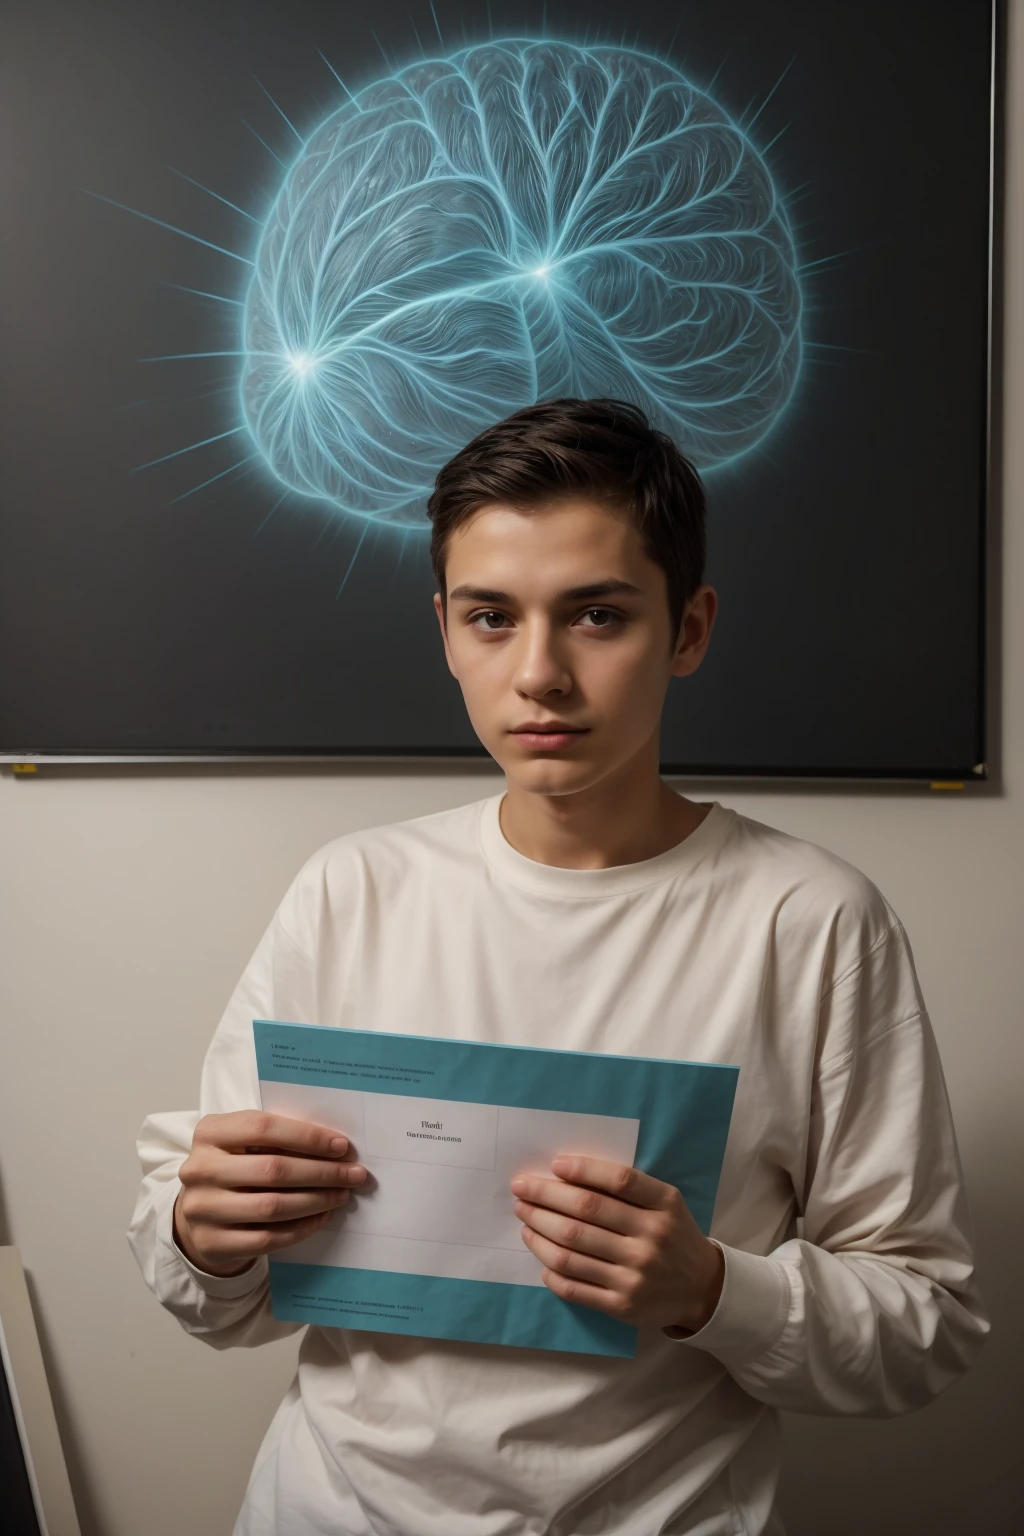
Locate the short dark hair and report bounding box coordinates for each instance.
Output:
[426,397,706,642]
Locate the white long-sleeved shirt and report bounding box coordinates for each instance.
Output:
[127,791,988,1536]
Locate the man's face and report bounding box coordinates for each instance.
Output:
[433,495,716,797]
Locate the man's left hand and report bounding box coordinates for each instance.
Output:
[510,1157,724,1333]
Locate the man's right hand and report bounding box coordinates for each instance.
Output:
[172,1110,367,1277]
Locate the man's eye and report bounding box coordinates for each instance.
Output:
[578,608,620,628]
[469,610,509,630]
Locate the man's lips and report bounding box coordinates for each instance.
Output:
[509,725,590,750]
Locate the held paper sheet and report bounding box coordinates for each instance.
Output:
[254,1021,738,1356]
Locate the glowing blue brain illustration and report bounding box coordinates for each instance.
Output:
[241,39,803,530]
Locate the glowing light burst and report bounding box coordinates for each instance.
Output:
[241,37,804,532]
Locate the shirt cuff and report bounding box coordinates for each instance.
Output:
[161,1185,269,1299]
[662,1241,790,1367]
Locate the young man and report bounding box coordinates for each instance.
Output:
[128,397,988,1536]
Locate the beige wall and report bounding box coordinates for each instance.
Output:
[2,11,1021,1535]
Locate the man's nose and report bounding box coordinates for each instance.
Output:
[511,618,573,696]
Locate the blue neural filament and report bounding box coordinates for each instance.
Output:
[241,38,803,530]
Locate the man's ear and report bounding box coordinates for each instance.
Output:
[670,586,718,679]
[433,592,457,678]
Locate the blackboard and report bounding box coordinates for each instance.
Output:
[0,0,998,776]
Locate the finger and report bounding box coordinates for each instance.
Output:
[519,1225,625,1290]
[198,1110,353,1161]
[262,1208,339,1250]
[548,1156,676,1211]
[538,1265,631,1317]
[199,1206,338,1263]
[207,1151,367,1191]
[191,1185,353,1227]
[513,1199,629,1263]
[507,1174,641,1236]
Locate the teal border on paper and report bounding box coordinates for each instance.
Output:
[269,1263,637,1356]
[255,1021,739,1356]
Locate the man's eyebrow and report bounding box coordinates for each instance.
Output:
[447,579,644,604]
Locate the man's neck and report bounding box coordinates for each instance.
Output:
[498,757,710,871]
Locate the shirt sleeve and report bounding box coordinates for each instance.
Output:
[668,918,991,1416]
[125,908,318,1350]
